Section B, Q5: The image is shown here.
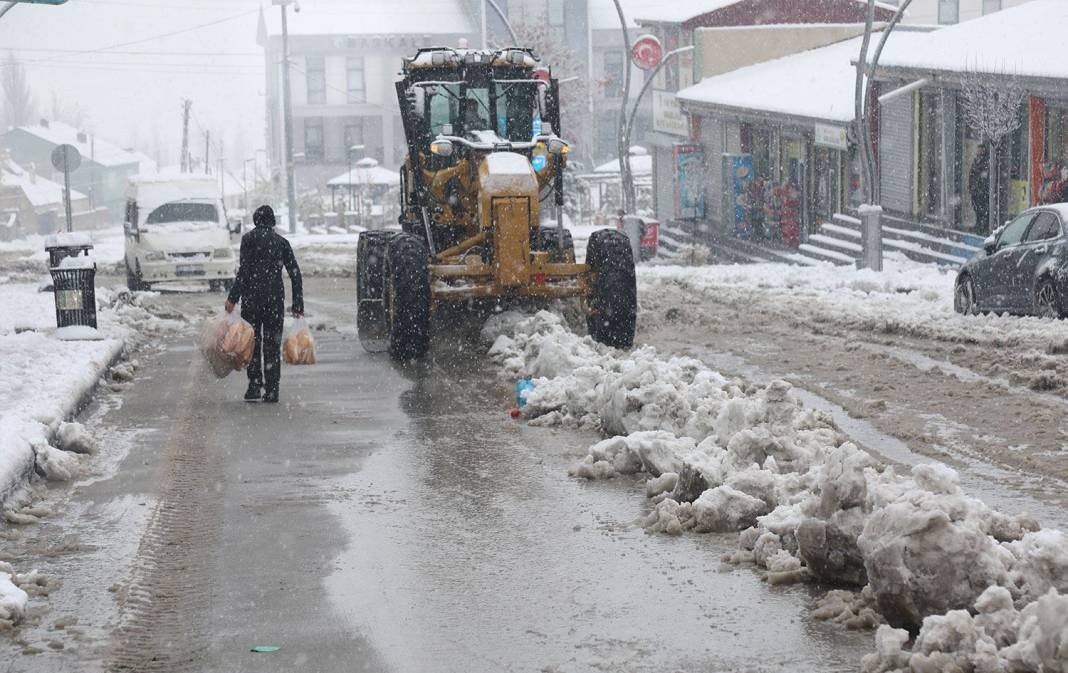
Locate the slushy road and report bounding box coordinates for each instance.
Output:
[1,278,871,673]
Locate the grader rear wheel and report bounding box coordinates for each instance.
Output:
[356,231,393,353]
[586,229,636,349]
[385,233,431,361]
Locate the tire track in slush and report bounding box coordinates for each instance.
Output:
[108,358,223,673]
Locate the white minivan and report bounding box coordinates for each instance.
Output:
[123,173,240,291]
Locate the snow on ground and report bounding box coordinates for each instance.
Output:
[485,309,1068,671]
[0,282,184,505]
[0,228,125,268]
[640,256,1068,351]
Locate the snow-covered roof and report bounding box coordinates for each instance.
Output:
[10,121,141,169]
[633,0,741,25]
[875,0,1068,80]
[632,0,896,25]
[327,157,399,187]
[678,32,931,123]
[595,147,652,176]
[588,0,696,30]
[0,158,85,208]
[262,0,474,37]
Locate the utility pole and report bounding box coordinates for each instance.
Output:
[205,131,211,175]
[611,0,634,213]
[180,99,192,173]
[480,0,487,48]
[275,0,298,234]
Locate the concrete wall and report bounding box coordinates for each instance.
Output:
[695,23,867,80]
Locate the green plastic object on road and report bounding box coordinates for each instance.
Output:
[250,645,281,653]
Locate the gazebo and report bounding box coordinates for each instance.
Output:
[327,157,400,225]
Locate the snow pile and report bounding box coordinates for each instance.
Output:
[0,563,28,627]
[488,310,1068,661]
[861,587,1068,672]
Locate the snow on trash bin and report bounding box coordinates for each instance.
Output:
[282,318,316,365]
[199,312,255,378]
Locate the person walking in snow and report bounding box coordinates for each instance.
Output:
[224,205,303,404]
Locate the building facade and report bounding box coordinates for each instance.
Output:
[259,1,475,193]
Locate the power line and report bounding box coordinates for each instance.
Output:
[1,8,258,69]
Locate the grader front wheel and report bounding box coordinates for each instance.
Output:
[586,229,637,349]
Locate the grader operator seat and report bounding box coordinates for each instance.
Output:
[355,47,637,361]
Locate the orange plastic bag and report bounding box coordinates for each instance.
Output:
[283,318,316,365]
[199,312,255,378]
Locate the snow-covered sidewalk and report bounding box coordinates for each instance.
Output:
[0,280,183,626]
[486,308,1068,672]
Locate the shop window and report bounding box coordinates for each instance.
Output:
[1007,108,1029,216]
[344,118,364,152]
[938,0,959,24]
[603,51,623,99]
[750,127,773,180]
[304,117,324,161]
[918,91,943,217]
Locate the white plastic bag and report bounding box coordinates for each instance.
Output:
[199,311,255,378]
[283,318,316,365]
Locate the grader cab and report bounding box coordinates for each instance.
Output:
[357,47,637,360]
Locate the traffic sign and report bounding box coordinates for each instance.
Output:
[51,144,80,233]
[631,34,663,71]
[51,144,81,173]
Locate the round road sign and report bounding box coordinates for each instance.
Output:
[51,144,82,173]
[631,34,663,71]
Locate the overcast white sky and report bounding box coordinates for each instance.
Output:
[2,0,267,168]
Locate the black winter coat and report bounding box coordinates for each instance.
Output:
[227,224,303,317]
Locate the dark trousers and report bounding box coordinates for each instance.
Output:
[242,308,283,392]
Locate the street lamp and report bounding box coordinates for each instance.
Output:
[346,144,365,214]
[273,0,300,234]
[243,158,257,211]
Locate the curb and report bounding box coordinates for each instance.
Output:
[0,337,127,510]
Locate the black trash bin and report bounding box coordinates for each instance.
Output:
[45,234,97,329]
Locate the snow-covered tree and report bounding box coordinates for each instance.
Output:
[1,53,35,130]
[959,71,1025,232]
[504,14,592,170]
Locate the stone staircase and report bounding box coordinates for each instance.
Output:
[798,213,983,267]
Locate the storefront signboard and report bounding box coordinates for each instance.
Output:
[814,123,848,151]
[724,153,753,236]
[653,90,690,137]
[675,145,705,220]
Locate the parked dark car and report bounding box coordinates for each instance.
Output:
[955,205,1068,318]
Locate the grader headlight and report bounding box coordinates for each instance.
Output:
[430,139,454,157]
[547,138,569,156]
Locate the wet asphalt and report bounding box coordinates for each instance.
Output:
[0,279,873,673]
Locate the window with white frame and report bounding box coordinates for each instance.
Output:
[938,0,959,24]
[306,55,326,104]
[304,117,324,161]
[347,57,365,104]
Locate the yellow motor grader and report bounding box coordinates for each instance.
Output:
[357,47,636,360]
